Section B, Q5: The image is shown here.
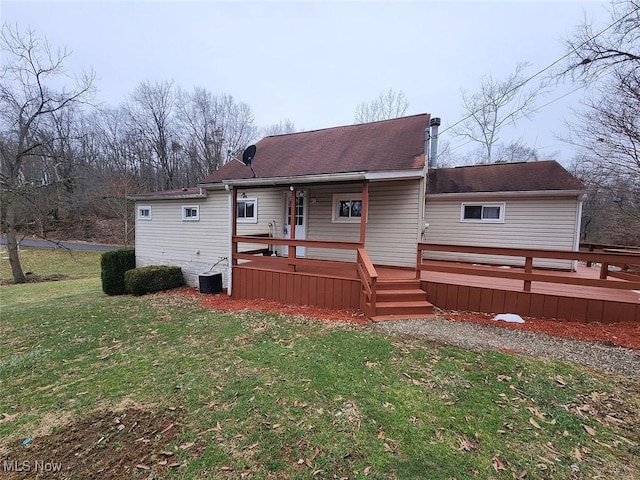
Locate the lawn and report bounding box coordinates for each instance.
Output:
[1,249,638,479]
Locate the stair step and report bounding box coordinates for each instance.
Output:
[376,279,422,290]
[376,289,427,302]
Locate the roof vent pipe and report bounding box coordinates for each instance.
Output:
[429,117,441,169]
[424,127,429,165]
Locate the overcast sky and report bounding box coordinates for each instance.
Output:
[2,0,610,163]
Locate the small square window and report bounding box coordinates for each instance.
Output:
[138,205,152,220]
[463,205,482,219]
[482,206,501,219]
[182,205,200,221]
[237,198,258,223]
[461,203,505,223]
[332,194,365,223]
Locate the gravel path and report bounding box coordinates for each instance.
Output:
[373,317,640,379]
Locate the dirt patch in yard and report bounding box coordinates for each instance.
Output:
[1,407,184,479]
[0,273,74,286]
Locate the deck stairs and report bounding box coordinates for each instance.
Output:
[368,277,434,322]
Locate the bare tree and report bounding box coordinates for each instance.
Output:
[493,141,539,163]
[261,119,296,137]
[124,80,180,190]
[176,88,257,183]
[216,93,258,163]
[562,0,639,80]
[453,62,543,164]
[0,24,94,283]
[570,154,640,245]
[354,88,409,123]
[93,107,139,246]
[560,0,640,243]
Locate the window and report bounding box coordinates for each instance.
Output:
[332,194,364,223]
[182,205,200,221]
[461,202,505,223]
[137,205,152,220]
[237,198,258,223]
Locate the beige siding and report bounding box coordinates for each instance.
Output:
[236,188,284,254]
[135,191,230,286]
[423,195,581,269]
[306,180,421,267]
[135,188,285,286]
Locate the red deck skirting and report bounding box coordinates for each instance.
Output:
[232,266,361,310]
[421,280,640,323]
[231,260,640,323]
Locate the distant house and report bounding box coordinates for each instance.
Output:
[131,114,585,317]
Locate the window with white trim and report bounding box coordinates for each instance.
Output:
[182,205,200,221]
[138,205,152,220]
[460,202,505,223]
[237,198,258,223]
[332,193,364,223]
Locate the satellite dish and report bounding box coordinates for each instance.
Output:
[242,145,256,166]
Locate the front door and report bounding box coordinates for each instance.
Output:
[283,192,306,257]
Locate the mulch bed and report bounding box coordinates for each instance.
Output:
[175,287,640,350]
[440,311,640,350]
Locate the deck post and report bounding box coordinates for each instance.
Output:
[231,186,238,265]
[600,262,609,279]
[359,180,369,246]
[524,256,533,292]
[289,187,297,261]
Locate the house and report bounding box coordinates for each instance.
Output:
[423,161,585,269]
[132,113,586,319]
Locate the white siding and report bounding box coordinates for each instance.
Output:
[135,188,286,286]
[135,191,230,287]
[305,180,421,267]
[423,195,581,269]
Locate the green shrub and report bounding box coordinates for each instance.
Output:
[124,265,184,296]
[100,248,136,295]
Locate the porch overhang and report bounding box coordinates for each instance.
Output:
[221,172,366,188]
[200,168,424,189]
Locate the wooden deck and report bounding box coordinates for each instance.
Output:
[422,263,639,303]
[231,258,640,323]
[421,263,640,324]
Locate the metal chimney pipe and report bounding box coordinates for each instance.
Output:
[424,127,429,164]
[429,117,441,169]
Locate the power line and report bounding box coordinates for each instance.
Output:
[439,3,639,137]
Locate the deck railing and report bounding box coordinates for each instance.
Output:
[232,235,362,273]
[357,248,378,317]
[233,236,378,312]
[580,242,640,267]
[417,243,640,292]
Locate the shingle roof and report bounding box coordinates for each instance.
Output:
[200,113,430,184]
[426,161,585,194]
